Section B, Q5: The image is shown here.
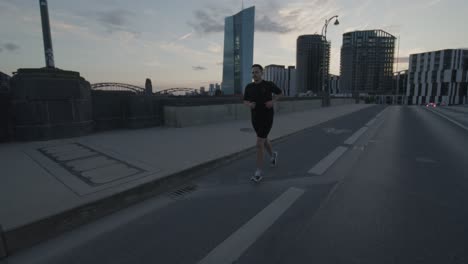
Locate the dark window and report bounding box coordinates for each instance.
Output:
[441,83,449,95]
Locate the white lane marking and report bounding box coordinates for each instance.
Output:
[376,108,386,118]
[198,187,305,264]
[344,127,368,145]
[308,146,348,175]
[366,118,377,127]
[426,107,468,132]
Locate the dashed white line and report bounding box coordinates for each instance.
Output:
[198,187,305,264]
[344,127,368,145]
[308,146,348,175]
[366,118,377,127]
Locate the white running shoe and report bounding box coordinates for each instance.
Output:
[251,169,263,182]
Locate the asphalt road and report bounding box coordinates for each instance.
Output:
[4,105,468,264]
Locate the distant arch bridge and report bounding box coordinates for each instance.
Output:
[91,83,145,93]
[91,83,197,95]
[154,88,198,95]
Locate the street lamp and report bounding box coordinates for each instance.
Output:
[321,15,340,41]
[321,15,339,106]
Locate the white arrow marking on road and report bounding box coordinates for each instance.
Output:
[198,187,305,264]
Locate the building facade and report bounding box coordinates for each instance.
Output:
[296,35,330,95]
[0,72,11,92]
[393,70,408,96]
[264,65,296,96]
[328,74,340,95]
[406,49,468,105]
[340,30,395,94]
[222,6,255,95]
[209,84,215,96]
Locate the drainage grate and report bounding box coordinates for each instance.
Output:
[170,184,198,199]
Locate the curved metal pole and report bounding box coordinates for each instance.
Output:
[322,15,339,40]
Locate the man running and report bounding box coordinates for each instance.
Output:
[243,64,283,182]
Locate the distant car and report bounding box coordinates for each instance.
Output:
[426,102,437,108]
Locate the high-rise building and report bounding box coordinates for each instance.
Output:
[0,72,11,92]
[393,70,408,96]
[329,74,340,95]
[406,49,468,105]
[209,84,215,96]
[296,35,330,95]
[264,65,296,96]
[222,6,255,95]
[340,30,395,94]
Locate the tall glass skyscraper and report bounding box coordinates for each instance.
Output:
[222,6,255,95]
[296,35,330,95]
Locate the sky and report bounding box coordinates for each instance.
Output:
[0,0,467,90]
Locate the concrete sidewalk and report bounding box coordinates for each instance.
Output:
[0,103,372,254]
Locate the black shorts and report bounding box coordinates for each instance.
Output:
[251,111,274,139]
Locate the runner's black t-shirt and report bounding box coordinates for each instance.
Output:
[243,80,282,114]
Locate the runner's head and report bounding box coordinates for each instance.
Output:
[252,64,263,83]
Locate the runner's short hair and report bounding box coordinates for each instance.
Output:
[252,64,263,72]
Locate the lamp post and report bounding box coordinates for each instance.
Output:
[321,15,339,106]
[39,0,55,68]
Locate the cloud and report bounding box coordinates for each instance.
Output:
[145,58,162,68]
[255,15,292,33]
[0,47,2,53]
[344,23,370,33]
[207,42,222,53]
[178,31,194,41]
[427,0,443,7]
[159,42,218,65]
[192,66,207,71]
[260,0,341,34]
[0,0,19,14]
[53,20,82,32]
[188,9,226,34]
[95,9,140,37]
[3,43,20,52]
[187,1,319,34]
[143,9,158,16]
[381,24,402,35]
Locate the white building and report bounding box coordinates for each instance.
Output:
[264,65,297,96]
[406,49,468,105]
